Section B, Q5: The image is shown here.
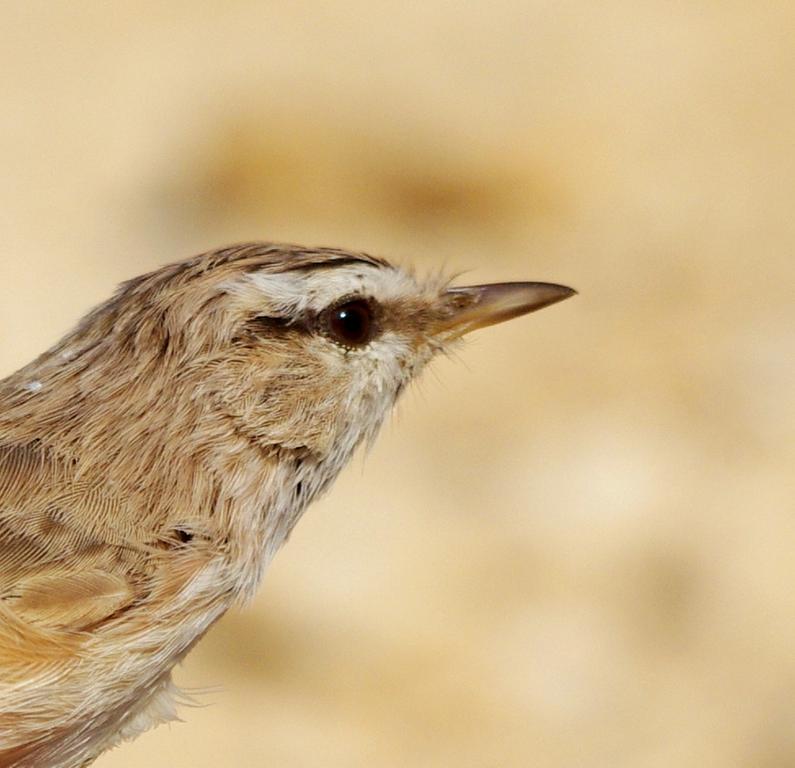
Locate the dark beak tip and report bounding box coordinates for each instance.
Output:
[550,284,578,302]
[502,281,578,311]
[512,282,576,316]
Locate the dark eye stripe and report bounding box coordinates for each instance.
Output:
[248,315,293,331]
[240,297,381,349]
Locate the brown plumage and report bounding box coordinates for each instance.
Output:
[0,242,574,766]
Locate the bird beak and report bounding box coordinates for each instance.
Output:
[437,281,576,338]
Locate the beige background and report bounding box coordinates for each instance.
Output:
[1,2,794,766]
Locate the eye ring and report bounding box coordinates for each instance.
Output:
[319,297,378,349]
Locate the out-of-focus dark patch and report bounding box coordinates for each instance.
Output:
[620,547,700,653]
[369,157,560,228]
[196,608,309,683]
[156,111,569,234]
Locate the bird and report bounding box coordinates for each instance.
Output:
[0,242,574,767]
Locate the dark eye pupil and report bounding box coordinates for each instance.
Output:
[327,300,374,347]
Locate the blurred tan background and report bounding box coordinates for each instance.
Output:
[1,2,794,766]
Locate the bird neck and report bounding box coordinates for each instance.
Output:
[0,341,368,600]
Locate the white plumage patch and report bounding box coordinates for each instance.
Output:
[242,262,424,315]
[103,676,183,748]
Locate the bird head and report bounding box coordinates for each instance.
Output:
[154,243,575,463]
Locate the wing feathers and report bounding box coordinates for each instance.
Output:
[0,443,149,634]
[4,569,137,631]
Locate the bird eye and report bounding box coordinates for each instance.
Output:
[321,298,376,348]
